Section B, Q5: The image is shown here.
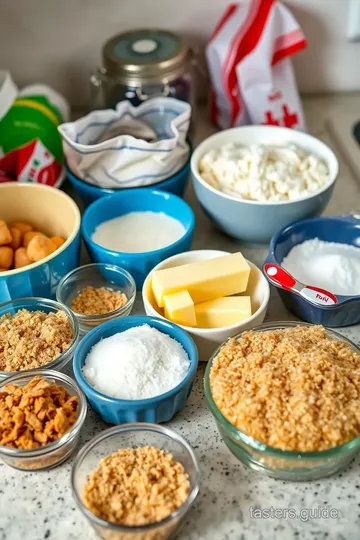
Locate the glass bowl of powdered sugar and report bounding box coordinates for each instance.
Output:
[264,212,360,326]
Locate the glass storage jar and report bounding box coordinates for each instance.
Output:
[90,29,194,109]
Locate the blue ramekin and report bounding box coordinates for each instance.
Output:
[264,212,360,327]
[73,315,198,424]
[66,150,191,208]
[81,188,195,288]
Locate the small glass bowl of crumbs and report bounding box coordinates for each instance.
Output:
[0,297,80,381]
[205,322,360,481]
[71,423,200,540]
[0,369,87,471]
[56,263,136,335]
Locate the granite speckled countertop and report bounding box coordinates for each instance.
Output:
[1,96,360,540]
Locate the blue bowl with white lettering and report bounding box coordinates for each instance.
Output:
[81,188,195,288]
[73,315,198,424]
[66,150,191,208]
[264,213,360,326]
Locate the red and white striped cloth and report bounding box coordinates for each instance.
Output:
[207,0,307,130]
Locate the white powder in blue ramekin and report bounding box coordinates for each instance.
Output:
[82,324,190,399]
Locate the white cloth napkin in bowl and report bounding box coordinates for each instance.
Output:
[58,97,191,189]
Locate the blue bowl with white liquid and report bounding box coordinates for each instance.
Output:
[81,188,195,288]
[73,315,198,424]
[264,212,360,327]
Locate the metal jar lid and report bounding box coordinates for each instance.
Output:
[102,29,190,85]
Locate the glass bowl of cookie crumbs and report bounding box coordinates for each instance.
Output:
[0,370,87,470]
[205,322,360,481]
[71,423,200,540]
[0,297,79,380]
[56,263,136,335]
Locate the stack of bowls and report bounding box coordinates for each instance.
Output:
[66,151,191,207]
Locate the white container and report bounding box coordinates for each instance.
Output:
[142,250,270,361]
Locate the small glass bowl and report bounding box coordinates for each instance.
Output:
[71,423,200,540]
[204,321,360,481]
[0,369,87,471]
[56,263,136,335]
[0,297,80,381]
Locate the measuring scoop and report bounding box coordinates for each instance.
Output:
[263,263,339,307]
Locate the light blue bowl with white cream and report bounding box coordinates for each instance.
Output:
[191,126,339,244]
[81,188,195,288]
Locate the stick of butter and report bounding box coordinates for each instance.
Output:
[195,296,252,328]
[164,290,196,327]
[152,252,251,308]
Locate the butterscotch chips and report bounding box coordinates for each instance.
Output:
[0,376,79,449]
[210,325,360,452]
[83,446,190,526]
[71,286,128,316]
[0,309,74,372]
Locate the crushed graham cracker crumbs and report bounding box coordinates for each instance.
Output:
[71,286,128,316]
[83,446,190,527]
[0,376,79,449]
[210,325,360,452]
[0,309,74,372]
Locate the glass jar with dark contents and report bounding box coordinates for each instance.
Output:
[90,29,194,110]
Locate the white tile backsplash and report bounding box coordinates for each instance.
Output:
[0,0,357,105]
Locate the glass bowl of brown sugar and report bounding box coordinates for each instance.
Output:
[56,263,136,336]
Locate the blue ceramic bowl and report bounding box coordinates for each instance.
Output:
[191,126,339,244]
[81,188,195,288]
[264,212,360,327]
[73,315,198,424]
[66,151,191,208]
[0,183,81,302]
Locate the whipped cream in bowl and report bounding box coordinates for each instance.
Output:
[199,142,330,203]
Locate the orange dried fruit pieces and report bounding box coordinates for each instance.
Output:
[9,227,22,250]
[0,221,12,246]
[23,230,45,248]
[14,247,31,269]
[9,222,33,235]
[27,236,57,262]
[0,246,13,269]
[0,376,79,450]
[50,236,66,249]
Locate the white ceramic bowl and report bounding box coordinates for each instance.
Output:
[191,126,339,244]
[142,250,270,361]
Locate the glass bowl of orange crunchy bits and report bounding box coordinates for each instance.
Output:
[56,263,136,335]
[0,370,87,470]
[0,297,80,381]
[205,322,360,481]
[71,423,200,540]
